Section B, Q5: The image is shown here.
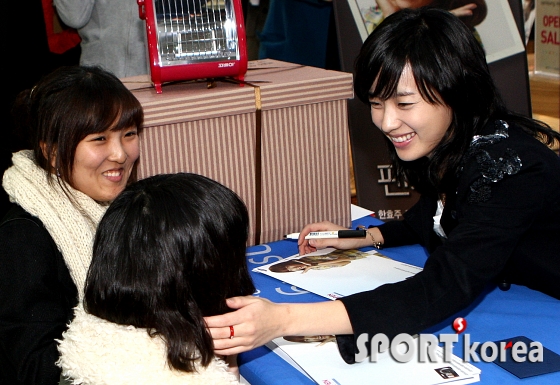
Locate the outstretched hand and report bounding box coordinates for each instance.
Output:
[374,1,477,20]
[206,296,353,356]
[450,3,477,18]
[205,296,287,355]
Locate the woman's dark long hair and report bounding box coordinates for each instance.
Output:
[84,173,255,372]
[354,7,559,193]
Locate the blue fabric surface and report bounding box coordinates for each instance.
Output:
[239,215,560,384]
[238,346,312,385]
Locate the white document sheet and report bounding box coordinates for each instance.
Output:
[253,248,422,300]
[267,337,481,385]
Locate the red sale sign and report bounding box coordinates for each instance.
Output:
[535,1,560,75]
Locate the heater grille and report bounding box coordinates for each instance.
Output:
[155,0,239,65]
[138,0,247,93]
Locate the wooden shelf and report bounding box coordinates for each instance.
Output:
[528,72,559,132]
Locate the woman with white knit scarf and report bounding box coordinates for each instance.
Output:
[0,66,143,385]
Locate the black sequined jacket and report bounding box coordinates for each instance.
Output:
[337,120,560,363]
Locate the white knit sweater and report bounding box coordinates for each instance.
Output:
[57,307,239,385]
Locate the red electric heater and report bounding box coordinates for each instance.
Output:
[137,0,248,93]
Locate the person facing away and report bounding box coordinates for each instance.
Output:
[0,65,143,385]
[204,7,560,364]
[57,172,256,384]
[53,0,148,78]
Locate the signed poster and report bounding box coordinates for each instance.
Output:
[347,0,525,63]
[254,248,422,300]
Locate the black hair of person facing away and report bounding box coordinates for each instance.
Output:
[354,7,559,195]
[57,173,255,384]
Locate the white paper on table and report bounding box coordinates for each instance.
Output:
[351,203,374,221]
[268,337,481,385]
[253,248,422,300]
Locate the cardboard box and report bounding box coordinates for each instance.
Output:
[122,59,353,245]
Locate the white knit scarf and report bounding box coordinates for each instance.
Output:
[2,150,107,299]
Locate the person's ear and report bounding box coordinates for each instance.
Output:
[39,141,57,169]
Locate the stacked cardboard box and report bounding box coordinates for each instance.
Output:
[123,59,354,245]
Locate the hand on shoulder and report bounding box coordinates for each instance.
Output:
[205,296,288,355]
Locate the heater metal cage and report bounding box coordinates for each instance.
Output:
[138,0,248,93]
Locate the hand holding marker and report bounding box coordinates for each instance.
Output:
[284,230,367,240]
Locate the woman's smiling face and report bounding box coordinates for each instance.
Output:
[369,64,453,161]
[71,126,139,203]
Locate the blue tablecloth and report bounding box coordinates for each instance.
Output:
[239,215,560,384]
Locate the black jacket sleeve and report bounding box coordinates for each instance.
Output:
[375,193,439,250]
[0,206,78,385]
[337,125,560,363]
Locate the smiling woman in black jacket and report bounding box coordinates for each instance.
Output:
[203,7,560,363]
